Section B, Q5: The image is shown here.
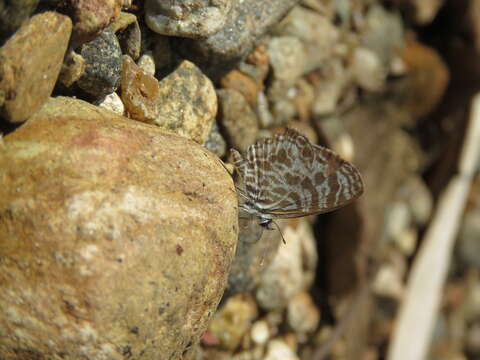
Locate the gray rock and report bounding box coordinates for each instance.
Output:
[204,121,227,157]
[179,0,300,79]
[77,28,122,98]
[145,0,232,38]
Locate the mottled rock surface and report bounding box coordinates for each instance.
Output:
[0,12,72,123]
[77,28,122,98]
[155,60,217,144]
[0,97,237,360]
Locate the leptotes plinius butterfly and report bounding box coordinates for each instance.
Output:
[231,128,364,228]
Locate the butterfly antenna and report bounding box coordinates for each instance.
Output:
[272,220,286,244]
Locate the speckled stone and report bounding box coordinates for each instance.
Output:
[145,0,232,39]
[77,28,122,98]
[155,60,217,144]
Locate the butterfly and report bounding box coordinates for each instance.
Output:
[230,128,364,229]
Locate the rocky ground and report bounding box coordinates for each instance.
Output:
[1,1,480,360]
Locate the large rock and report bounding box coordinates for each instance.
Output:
[0,97,238,360]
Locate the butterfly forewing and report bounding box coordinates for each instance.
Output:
[231,128,364,220]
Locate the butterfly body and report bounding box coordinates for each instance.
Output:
[231,128,363,225]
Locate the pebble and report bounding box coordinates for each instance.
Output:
[96,92,125,115]
[264,339,299,360]
[0,12,72,123]
[155,60,217,144]
[204,121,227,158]
[251,320,270,345]
[66,0,121,46]
[383,201,412,246]
[287,292,320,334]
[77,28,122,98]
[400,175,433,226]
[145,0,232,38]
[208,294,258,351]
[220,69,260,107]
[113,12,142,60]
[311,59,348,116]
[372,263,405,300]
[256,222,313,311]
[273,6,339,73]
[121,55,160,124]
[58,50,86,88]
[351,46,386,92]
[137,51,156,77]
[217,88,259,152]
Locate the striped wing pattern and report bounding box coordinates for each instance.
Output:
[231,128,363,219]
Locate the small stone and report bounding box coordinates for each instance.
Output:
[96,92,125,115]
[273,6,338,73]
[311,59,349,116]
[372,263,404,299]
[256,224,309,311]
[208,294,258,351]
[121,55,160,124]
[264,339,299,360]
[155,60,217,144]
[77,28,122,98]
[383,201,411,246]
[267,36,306,86]
[65,0,121,46]
[286,292,320,334]
[145,0,232,38]
[351,47,386,92]
[251,320,270,345]
[137,51,156,77]
[217,88,259,153]
[362,5,404,66]
[204,122,227,158]
[113,12,142,60]
[400,176,433,226]
[256,91,274,129]
[220,69,260,107]
[394,227,418,256]
[59,50,86,88]
[0,12,72,124]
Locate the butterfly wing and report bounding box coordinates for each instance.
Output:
[248,129,364,217]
